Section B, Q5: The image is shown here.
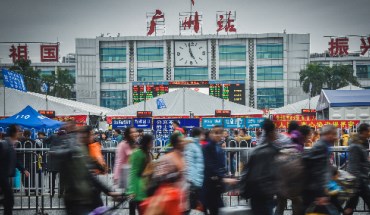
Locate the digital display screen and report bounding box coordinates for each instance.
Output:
[132,80,246,105]
[209,80,245,105]
[132,82,169,104]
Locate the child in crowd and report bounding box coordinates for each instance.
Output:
[327,166,343,213]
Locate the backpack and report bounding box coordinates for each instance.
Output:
[275,147,305,198]
[337,170,357,201]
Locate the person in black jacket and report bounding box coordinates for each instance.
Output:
[242,119,280,215]
[344,123,370,215]
[202,125,237,215]
[302,125,338,213]
[0,125,30,215]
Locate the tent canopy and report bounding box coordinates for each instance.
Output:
[0,105,63,129]
[108,88,262,116]
[272,85,363,114]
[0,87,112,116]
[317,89,370,111]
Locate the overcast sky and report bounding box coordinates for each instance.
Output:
[0,0,369,63]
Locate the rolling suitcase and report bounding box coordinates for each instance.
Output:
[219,205,253,215]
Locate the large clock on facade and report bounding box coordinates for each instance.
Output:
[175,41,208,67]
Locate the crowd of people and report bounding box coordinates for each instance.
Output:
[0,119,369,215]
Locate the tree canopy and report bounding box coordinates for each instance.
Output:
[299,63,360,97]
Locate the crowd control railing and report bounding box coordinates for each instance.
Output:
[4,144,370,213]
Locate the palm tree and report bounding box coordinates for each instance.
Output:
[299,63,326,97]
[300,63,360,97]
[325,65,360,90]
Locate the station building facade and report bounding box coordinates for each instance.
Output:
[75,33,310,110]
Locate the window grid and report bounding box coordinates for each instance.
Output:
[219,45,246,61]
[174,67,208,81]
[137,68,164,81]
[100,68,126,83]
[257,66,283,80]
[100,90,127,110]
[257,88,284,109]
[137,47,164,62]
[100,47,126,62]
[219,66,247,80]
[356,65,370,79]
[256,44,283,59]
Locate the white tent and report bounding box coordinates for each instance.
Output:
[271,85,363,114]
[0,87,112,116]
[108,88,262,116]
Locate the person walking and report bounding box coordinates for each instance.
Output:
[202,125,237,215]
[127,134,154,215]
[0,125,30,215]
[113,127,139,185]
[301,125,338,213]
[343,123,370,215]
[184,127,204,214]
[241,119,280,215]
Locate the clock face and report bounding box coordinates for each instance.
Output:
[175,41,208,67]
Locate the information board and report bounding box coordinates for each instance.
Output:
[132,82,169,104]
[112,119,132,129]
[245,118,265,129]
[153,118,200,138]
[209,80,245,105]
[223,118,245,128]
[133,118,152,129]
[201,118,223,129]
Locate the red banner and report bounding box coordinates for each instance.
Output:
[274,120,360,129]
[272,114,316,121]
[54,115,87,126]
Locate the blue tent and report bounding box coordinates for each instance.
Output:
[317,89,370,111]
[0,105,63,129]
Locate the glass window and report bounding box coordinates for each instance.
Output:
[39,70,54,77]
[256,44,283,59]
[100,90,127,110]
[219,45,246,61]
[257,66,283,80]
[100,47,126,62]
[174,67,208,80]
[137,68,164,81]
[100,68,126,83]
[219,66,246,80]
[137,47,163,62]
[356,65,370,79]
[257,88,284,109]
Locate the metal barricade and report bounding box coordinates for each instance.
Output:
[6,145,370,213]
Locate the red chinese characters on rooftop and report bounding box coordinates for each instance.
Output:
[328,37,349,57]
[40,44,59,62]
[181,11,200,33]
[9,44,28,63]
[360,37,370,56]
[216,11,237,33]
[147,10,165,36]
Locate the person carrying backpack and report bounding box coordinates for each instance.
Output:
[240,119,280,215]
[275,125,312,215]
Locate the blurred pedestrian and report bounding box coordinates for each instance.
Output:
[113,129,123,146]
[223,129,236,177]
[0,125,30,215]
[127,134,154,215]
[172,120,185,135]
[113,127,139,186]
[275,125,312,215]
[241,119,280,215]
[16,129,38,195]
[235,128,251,147]
[340,129,350,147]
[202,125,237,215]
[301,125,338,213]
[184,128,204,214]
[343,123,370,215]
